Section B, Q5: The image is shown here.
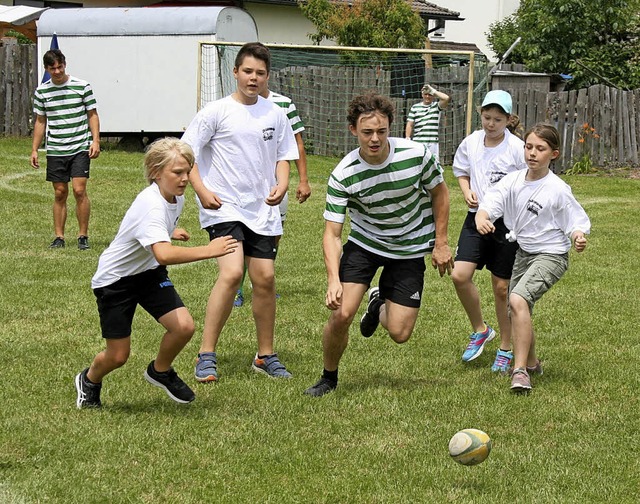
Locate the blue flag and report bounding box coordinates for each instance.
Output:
[41,33,60,83]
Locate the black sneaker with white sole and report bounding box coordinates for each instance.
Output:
[75,368,102,409]
[144,361,195,404]
[360,286,384,337]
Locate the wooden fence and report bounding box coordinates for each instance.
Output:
[3,45,639,170]
[0,42,37,137]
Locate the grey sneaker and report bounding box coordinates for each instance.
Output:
[527,360,544,375]
[303,377,337,397]
[194,352,218,382]
[510,368,532,393]
[252,353,292,378]
[144,361,195,404]
[77,235,90,250]
[50,237,65,249]
[75,368,102,409]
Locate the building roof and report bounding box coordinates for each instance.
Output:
[430,40,485,56]
[0,5,48,41]
[247,1,462,20]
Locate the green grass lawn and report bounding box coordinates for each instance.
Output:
[0,137,638,503]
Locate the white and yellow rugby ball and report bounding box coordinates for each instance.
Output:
[448,428,492,466]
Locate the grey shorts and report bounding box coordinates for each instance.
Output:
[509,249,568,311]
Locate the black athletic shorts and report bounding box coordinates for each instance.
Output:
[93,266,185,339]
[339,240,426,308]
[46,151,90,183]
[454,211,518,280]
[205,221,276,260]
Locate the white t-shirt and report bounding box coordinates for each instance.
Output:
[92,183,183,289]
[480,170,591,254]
[181,95,298,236]
[453,129,527,212]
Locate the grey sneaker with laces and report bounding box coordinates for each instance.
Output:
[510,367,532,393]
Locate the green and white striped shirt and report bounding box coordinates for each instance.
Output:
[267,91,305,135]
[325,138,444,259]
[407,101,442,143]
[33,76,98,156]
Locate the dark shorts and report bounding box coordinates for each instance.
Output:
[93,266,185,339]
[339,240,426,308]
[454,211,518,280]
[46,151,90,183]
[205,221,276,260]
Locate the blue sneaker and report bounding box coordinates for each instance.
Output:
[491,349,513,373]
[194,352,218,382]
[234,290,244,308]
[252,353,292,378]
[461,324,496,362]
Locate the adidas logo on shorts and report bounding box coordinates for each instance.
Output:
[410,291,421,300]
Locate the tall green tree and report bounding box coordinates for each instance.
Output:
[486,0,640,89]
[298,0,425,49]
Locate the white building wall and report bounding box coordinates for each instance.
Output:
[432,0,520,60]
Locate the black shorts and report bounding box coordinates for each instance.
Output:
[339,240,426,308]
[205,221,276,260]
[46,151,90,183]
[93,266,185,339]
[454,211,518,280]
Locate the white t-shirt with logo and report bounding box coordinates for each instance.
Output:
[182,95,298,236]
[92,183,182,289]
[453,129,527,212]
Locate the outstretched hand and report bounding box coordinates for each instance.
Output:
[208,235,238,258]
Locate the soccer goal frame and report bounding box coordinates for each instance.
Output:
[198,42,481,162]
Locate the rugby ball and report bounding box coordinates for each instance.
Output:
[448,428,492,466]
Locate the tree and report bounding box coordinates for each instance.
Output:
[486,0,640,89]
[298,0,425,50]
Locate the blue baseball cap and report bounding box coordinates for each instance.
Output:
[481,90,512,114]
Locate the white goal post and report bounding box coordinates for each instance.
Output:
[198,42,484,164]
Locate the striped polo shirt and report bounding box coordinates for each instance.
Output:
[33,76,98,156]
[325,138,444,259]
[407,101,442,143]
[267,91,305,135]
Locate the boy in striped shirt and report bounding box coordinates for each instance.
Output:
[405,84,450,163]
[304,92,454,397]
[31,49,100,250]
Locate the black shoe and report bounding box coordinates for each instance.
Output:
[360,286,383,337]
[49,237,65,249]
[77,236,90,250]
[75,368,102,409]
[144,361,195,404]
[303,377,337,397]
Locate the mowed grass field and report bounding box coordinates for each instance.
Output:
[0,136,638,503]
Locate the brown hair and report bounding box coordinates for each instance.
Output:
[524,123,561,152]
[43,49,65,67]
[234,42,271,74]
[144,137,195,184]
[346,92,395,127]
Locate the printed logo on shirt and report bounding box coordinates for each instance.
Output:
[489,171,508,184]
[527,199,543,216]
[263,128,275,141]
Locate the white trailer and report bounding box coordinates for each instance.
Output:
[36,6,258,136]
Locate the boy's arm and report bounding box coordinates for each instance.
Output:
[188,163,222,209]
[266,160,290,206]
[405,120,414,139]
[151,236,238,265]
[294,133,311,203]
[429,181,454,277]
[323,220,345,310]
[87,109,100,159]
[30,115,47,169]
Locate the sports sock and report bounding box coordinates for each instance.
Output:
[322,369,338,382]
[257,353,275,360]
